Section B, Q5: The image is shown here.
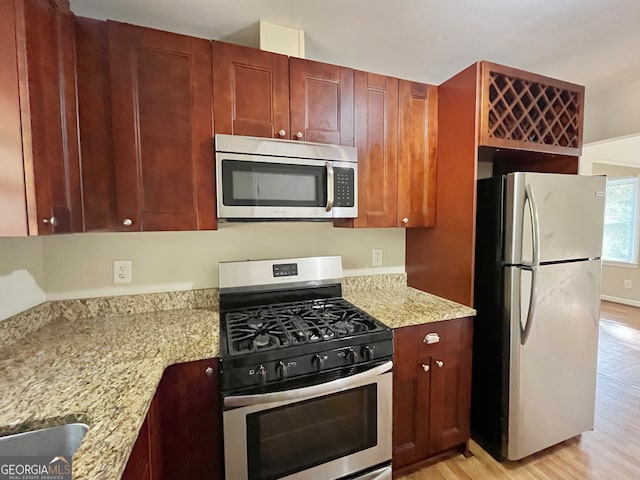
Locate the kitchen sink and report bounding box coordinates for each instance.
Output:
[0,423,89,456]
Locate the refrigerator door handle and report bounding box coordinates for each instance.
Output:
[524,183,541,268]
[521,265,538,345]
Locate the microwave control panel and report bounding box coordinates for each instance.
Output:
[334,167,355,207]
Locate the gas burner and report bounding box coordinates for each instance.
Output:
[247,317,264,329]
[331,320,356,335]
[253,333,272,348]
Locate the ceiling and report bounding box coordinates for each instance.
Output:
[70,0,640,94]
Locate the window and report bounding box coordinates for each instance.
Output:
[603,176,640,265]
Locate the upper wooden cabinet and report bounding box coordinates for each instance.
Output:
[290,58,354,145]
[212,42,290,138]
[397,80,438,228]
[477,61,584,156]
[0,0,82,236]
[107,22,216,231]
[212,46,355,146]
[335,76,437,229]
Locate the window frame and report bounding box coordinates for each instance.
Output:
[602,175,640,267]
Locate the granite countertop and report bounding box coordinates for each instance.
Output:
[0,277,474,480]
[0,307,219,480]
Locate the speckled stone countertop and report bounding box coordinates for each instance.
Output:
[0,307,219,480]
[0,274,474,480]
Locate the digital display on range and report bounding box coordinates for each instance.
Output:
[272,263,298,278]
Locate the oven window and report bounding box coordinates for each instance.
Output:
[246,385,377,480]
[222,160,326,206]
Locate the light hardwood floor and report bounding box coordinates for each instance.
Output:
[398,301,640,480]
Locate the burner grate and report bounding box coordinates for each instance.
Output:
[223,298,382,355]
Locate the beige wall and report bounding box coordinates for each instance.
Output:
[26,222,405,300]
[584,79,640,144]
[592,162,640,304]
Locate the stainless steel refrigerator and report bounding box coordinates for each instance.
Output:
[471,172,606,461]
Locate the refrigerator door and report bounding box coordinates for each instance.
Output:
[504,173,606,265]
[504,259,600,461]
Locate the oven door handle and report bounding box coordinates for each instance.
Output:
[224,360,393,408]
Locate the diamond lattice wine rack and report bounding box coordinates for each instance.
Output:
[479,62,585,155]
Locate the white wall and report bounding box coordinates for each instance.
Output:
[583,79,640,144]
[0,222,405,306]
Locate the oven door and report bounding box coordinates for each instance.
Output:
[223,361,392,480]
[215,153,357,219]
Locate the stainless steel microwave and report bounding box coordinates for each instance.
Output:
[215,134,358,220]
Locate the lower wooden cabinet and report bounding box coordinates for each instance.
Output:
[392,317,473,472]
[122,358,223,480]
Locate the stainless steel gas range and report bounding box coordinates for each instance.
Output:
[218,256,393,480]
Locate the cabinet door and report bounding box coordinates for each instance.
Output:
[289,58,354,145]
[108,22,215,231]
[121,415,151,480]
[337,72,398,228]
[392,325,430,468]
[157,358,222,480]
[15,0,82,235]
[397,80,437,228]
[427,317,473,455]
[212,41,289,138]
[0,0,27,236]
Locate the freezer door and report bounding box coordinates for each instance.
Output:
[504,172,606,264]
[504,260,600,461]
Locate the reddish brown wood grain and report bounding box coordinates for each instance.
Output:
[75,17,119,232]
[108,22,215,231]
[121,415,151,480]
[397,81,438,228]
[290,58,354,145]
[14,0,82,234]
[0,0,28,236]
[157,358,223,480]
[337,71,398,228]
[405,65,479,307]
[212,41,289,138]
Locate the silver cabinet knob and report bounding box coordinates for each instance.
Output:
[423,333,440,344]
[422,364,430,373]
[436,360,444,368]
[42,216,57,226]
[205,367,214,377]
[278,129,286,137]
[402,217,409,224]
[123,218,133,226]
[295,131,303,139]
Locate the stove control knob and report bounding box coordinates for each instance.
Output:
[277,361,288,380]
[362,345,374,361]
[345,348,356,364]
[256,365,267,385]
[312,354,325,371]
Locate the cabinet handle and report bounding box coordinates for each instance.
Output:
[295,132,303,139]
[278,129,286,137]
[436,360,444,368]
[422,364,430,373]
[205,367,214,377]
[42,216,57,226]
[402,217,409,224]
[423,333,440,344]
[123,218,133,226]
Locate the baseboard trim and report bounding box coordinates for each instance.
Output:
[601,294,640,308]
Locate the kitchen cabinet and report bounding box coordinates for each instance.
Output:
[289,58,354,145]
[122,358,223,480]
[406,61,583,306]
[0,0,82,236]
[212,41,290,139]
[107,21,216,231]
[212,46,354,146]
[392,317,473,472]
[334,75,437,229]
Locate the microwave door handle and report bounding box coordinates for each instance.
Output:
[325,162,334,212]
[224,360,393,408]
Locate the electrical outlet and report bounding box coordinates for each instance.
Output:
[624,279,632,289]
[113,260,132,284]
[372,248,383,267]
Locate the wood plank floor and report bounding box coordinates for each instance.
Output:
[398,301,640,480]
